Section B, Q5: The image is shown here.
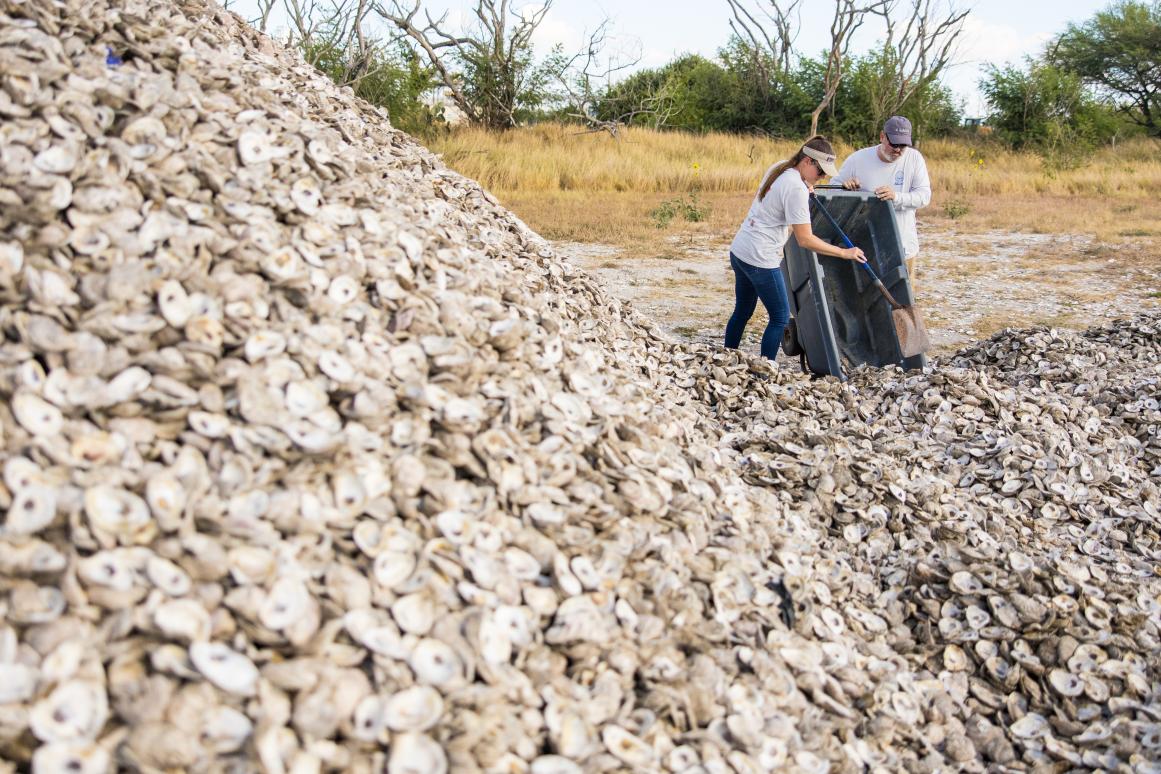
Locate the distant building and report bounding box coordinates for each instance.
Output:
[424,87,469,126]
[963,117,992,136]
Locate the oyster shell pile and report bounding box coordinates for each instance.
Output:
[708,317,1161,771]
[0,0,1157,772]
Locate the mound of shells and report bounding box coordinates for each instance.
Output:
[701,317,1161,771]
[0,1,1157,772]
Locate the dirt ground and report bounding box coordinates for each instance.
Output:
[555,225,1161,361]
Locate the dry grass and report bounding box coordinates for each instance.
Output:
[431,123,794,193]
[925,195,1161,244]
[498,190,751,251]
[919,136,1161,198]
[499,189,1161,260]
[429,125,1161,247]
[432,123,1161,196]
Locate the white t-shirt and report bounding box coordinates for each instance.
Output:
[729,165,810,269]
[830,146,931,258]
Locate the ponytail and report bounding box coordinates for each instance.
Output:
[758,134,835,200]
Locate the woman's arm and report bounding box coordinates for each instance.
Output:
[791,223,866,262]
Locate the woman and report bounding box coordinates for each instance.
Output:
[724,135,866,361]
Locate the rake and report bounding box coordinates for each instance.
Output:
[809,193,931,358]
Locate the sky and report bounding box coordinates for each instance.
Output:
[237,0,1115,118]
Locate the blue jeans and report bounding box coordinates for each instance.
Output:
[724,252,789,361]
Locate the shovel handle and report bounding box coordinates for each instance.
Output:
[809,193,903,310]
[809,191,857,250]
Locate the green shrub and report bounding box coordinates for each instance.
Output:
[943,199,970,219]
[650,192,709,227]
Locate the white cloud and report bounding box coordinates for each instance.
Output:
[640,46,673,69]
[954,15,1052,69]
[530,8,585,54]
[940,16,1054,116]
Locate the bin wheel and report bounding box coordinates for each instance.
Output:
[781,318,803,357]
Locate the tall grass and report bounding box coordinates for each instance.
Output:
[431,124,802,193]
[429,124,1161,199]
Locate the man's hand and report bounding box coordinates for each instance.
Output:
[874,186,896,201]
[842,178,860,191]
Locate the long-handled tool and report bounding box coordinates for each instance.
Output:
[809,193,931,358]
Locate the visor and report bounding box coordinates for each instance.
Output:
[802,146,839,177]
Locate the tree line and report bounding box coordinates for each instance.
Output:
[981,0,1160,166]
[237,0,1160,161]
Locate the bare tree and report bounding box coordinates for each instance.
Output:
[243,0,280,33]
[237,0,440,129]
[725,0,803,77]
[374,0,557,129]
[723,0,891,135]
[550,20,658,138]
[279,0,378,86]
[372,3,474,120]
[810,0,890,136]
[876,0,969,124]
[723,0,968,135]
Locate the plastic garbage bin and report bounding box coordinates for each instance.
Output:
[781,190,926,379]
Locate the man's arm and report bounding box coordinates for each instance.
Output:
[895,154,931,210]
[831,156,858,190]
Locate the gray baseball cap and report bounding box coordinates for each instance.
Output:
[883,115,912,146]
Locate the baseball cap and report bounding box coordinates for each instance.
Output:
[801,145,839,176]
[883,115,912,146]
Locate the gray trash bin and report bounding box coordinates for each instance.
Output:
[781,190,926,379]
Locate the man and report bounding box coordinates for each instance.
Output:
[831,116,931,287]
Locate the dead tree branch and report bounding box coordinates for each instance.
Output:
[889,0,969,109]
[721,0,969,135]
[373,1,477,123]
[551,20,649,138]
[810,0,890,136]
[725,0,803,76]
[243,0,279,32]
[374,0,563,129]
